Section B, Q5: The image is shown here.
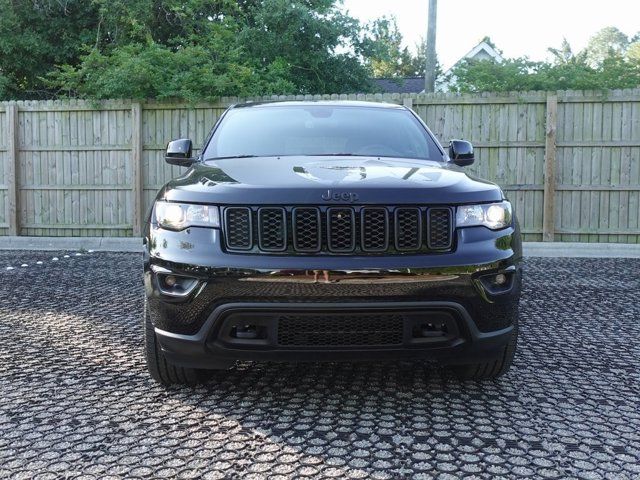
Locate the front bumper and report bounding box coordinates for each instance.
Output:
[145,224,522,368]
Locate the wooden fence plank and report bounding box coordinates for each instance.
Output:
[131,102,144,236]
[542,94,558,242]
[6,104,19,235]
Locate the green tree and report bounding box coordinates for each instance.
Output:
[3,0,382,99]
[44,0,277,100]
[0,0,99,98]
[48,0,378,98]
[548,38,588,65]
[447,55,640,93]
[404,39,427,77]
[585,26,629,66]
[237,0,372,94]
[363,16,406,77]
[627,42,640,62]
[448,32,640,93]
[362,17,430,78]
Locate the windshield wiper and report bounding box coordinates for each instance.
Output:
[204,155,258,161]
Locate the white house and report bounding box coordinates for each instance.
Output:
[436,39,504,91]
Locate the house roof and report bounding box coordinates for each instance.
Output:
[462,41,503,63]
[373,77,425,94]
[436,40,504,91]
[442,41,503,76]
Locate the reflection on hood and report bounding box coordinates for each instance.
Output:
[164,155,501,205]
[205,156,449,187]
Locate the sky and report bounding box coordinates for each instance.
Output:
[340,0,640,69]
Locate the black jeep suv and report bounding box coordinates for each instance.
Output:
[143,101,522,385]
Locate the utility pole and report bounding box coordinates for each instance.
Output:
[424,0,438,92]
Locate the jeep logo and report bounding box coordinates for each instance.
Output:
[321,190,359,203]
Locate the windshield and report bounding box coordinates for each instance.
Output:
[203,105,443,161]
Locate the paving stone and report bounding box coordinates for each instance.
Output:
[0,252,639,478]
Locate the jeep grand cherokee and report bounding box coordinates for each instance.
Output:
[143,101,522,386]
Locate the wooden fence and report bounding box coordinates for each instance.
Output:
[1,90,639,242]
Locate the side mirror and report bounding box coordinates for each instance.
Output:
[165,139,197,167]
[449,139,475,167]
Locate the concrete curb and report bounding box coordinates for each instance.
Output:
[1,237,639,258]
[0,237,143,253]
[523,242,640,258]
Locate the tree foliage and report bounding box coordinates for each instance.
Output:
[448,27,640,93]
[0,0,99,98]
[362,16,426,78]
[1,0,383,99]
[237,0,372,94]
[585,26,629,67]
[2,3,639,100]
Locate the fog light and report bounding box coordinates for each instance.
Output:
[495,274,507,285]
[164,275,177,287]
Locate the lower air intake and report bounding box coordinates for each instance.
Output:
[277,313,404,347]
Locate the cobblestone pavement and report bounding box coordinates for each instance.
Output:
[0,252,639,479]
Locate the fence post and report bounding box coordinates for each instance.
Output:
[131,102,144,237]
[542,93,558,242]
[6,103,19,236]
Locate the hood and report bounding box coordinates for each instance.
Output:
[160,156,503,205]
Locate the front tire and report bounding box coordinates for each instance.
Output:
[448,319,518,380]
[144,304,210,386]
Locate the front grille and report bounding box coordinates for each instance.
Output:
[277,314,404,347]
[327,208,356,252]
[395,208,422,251]
[222,206,454,255]
[361,208,388,252]
[223,207,252,250]
[258,208,286,251]
[292,207,321,252]
[428,208,454,250]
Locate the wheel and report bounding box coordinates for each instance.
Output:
[144,303,211,386]
[448,319,518,381]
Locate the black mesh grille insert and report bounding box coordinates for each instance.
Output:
[395,208,422,250]
[361,208,389,252]
[428,208,453,250]
[222,205,453,254]
[277,314,404,347]
[258,208,286,251]
[327,208,355,252]
[224,207,252,250]
[293,208,321,252]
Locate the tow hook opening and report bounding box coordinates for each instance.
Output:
[414,322,449,338]
[231,324,268,340]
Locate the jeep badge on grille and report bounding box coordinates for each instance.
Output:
[321,190,359,203]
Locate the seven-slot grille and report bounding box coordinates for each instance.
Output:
[222,206,453,254]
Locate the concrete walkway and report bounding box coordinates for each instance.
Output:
[0,236,142,253]
[1,236,640,258]
[523,241,640,258]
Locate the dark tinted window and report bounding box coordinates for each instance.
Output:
[204,105,443,161]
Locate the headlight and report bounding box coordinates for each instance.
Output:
[456,201,512,230]
[154,201,220,230]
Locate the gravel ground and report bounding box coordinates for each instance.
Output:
[0,252,639,479]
